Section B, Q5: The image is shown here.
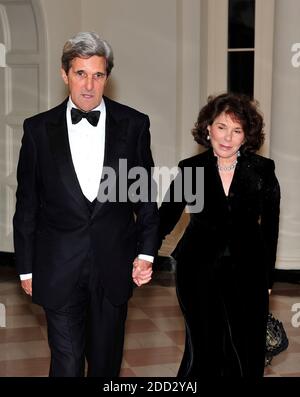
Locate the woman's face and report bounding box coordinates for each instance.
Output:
[207,112,245,160]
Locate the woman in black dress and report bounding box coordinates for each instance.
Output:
[159,93,280,377]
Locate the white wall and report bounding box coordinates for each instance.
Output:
[81,0,176,106]
[82,0,178,167]
[269,0,300,270]
[2,0,298,269]
[39,0,81,107]
[40,0,201,168]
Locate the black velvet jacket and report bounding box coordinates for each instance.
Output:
[159,149,281,290]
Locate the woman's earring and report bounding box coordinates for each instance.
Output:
[207,135,210,141]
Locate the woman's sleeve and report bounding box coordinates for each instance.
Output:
[158,161,187,248]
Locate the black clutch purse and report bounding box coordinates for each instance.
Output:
[265,313,289,366]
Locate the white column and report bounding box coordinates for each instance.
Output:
[270,0,300,269]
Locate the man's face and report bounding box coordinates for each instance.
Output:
[61,55,108,111]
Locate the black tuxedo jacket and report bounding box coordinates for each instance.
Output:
[13,96,159,309]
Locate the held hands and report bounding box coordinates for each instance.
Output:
[21,278,32,296]
[132,257,153,287]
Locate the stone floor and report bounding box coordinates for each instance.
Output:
[0,265,299,377]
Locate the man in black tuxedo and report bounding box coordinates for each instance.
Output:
[13,32,159,377]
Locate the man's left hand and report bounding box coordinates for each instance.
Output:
[132,258,153,287]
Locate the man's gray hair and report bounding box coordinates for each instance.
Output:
[61,32,114,75]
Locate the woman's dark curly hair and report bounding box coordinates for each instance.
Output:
[192,93,265,152]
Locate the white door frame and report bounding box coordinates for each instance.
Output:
[201,0,275,156]
[0,0,47,252]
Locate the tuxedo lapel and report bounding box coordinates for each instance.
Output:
[92,99,128,218]
[46,101,89,213]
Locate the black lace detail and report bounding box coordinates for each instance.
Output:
[265,313,289,366]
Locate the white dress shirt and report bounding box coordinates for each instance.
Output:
[20,97,152,280]
[67,97,106,202]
